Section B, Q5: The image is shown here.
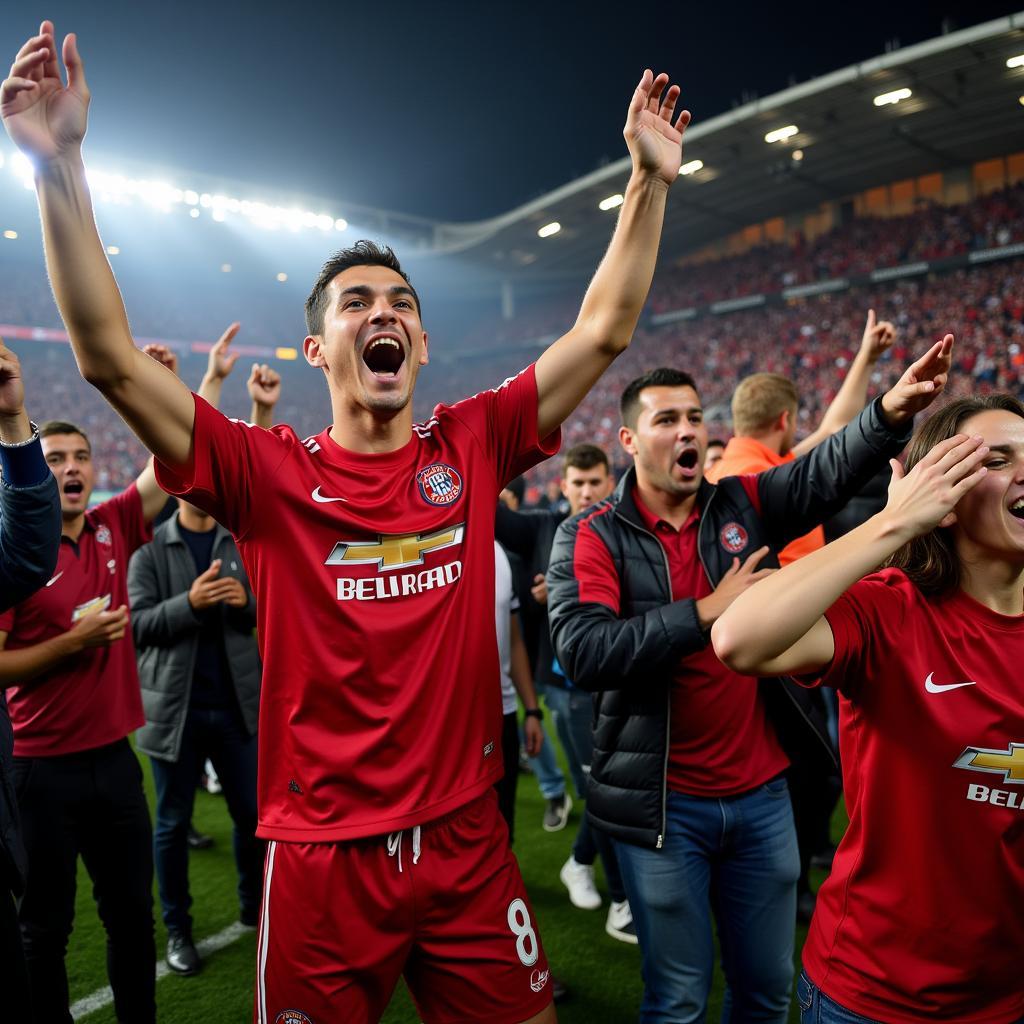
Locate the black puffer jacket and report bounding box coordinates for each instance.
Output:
[547,398,910,849]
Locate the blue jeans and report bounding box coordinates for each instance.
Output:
[150,706,263,933]
[615,778,800,1024]
[544,685,626,902]
[526,690,566,800]
[797,971,1024,1024]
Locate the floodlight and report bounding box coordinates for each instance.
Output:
[221,264,232,273]
[873,88,912,107]
[212,210,226,222]
[3,230,17,240]
[538,222,561,238]
[679,159,703,175]
[1007,54,1024,68]
[275,347,299,360]
[184,190,199,205]
[189,208,200,218]
[599,194,624,211]
[106,245,120,255]
[792,149,804,162]
[764,125,798,144]
[276,272,288,282]
[335,218,348,231]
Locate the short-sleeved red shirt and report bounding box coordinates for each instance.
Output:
[0,485,151,757]
[155,366,559,843]
[571,487,788,797]
[803,568,1024,1024]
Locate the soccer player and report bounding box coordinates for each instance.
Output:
[2,22,690,1023]
[712,391,1024,1024]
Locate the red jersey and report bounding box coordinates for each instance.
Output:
[0,485,150,757]
[573,487,788,797]
[155,366,559,843]
[804,568,1024,1024]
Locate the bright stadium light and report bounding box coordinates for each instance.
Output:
[212,209,226,222]
[335,218,348,231]
[276,272,288,282]
[599,194,624,211]
[873,87,912,107]
[221,263,232,273]
[3,230,17,240]
[679,159,704,175]
[792,149,804,162]
[538,222,561,238]
[189,208,200,218]
[1007,54,1024,69]
[764,125,798,144]
[106,245,120,255]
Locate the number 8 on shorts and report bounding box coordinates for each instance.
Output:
[507,898,539,966]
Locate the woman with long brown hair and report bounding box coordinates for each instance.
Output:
[712,393,1024,1024]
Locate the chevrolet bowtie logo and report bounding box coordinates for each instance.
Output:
[325,524,465,571]
[954,743,1024,784]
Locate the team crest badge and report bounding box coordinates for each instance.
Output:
[275,1012,313,1024]
[96,525,113,547]
[719,522,749,554]
[416,463,463,507]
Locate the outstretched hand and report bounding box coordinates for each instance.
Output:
[859,308,896,364]
[880,334,953,426]
[206,322,241,381]
[881,433,988,542]
[1,21,89,163]
[142,344,179,378]
[624,70,691,186]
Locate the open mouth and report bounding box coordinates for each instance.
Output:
[676,449,699,475]
[361,337,405,378]
[63,481,84,498]
[1010,498,1024,520]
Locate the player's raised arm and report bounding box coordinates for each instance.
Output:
[534,70,690,438]
[1,22,195,467]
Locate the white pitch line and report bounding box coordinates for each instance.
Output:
[71,921,253,1021]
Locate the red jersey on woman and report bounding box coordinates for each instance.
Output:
[804,568,1024,1024]
[155,366,558,843]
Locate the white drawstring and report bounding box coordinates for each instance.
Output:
[387,826,422,873]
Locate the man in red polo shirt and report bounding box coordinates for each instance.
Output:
[0,420,166,1023]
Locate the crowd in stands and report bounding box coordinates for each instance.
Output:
[3,183,1024,495]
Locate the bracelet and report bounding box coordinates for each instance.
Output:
[0,420,39,448]
[524,707,544,721]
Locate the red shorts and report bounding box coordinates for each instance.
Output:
[254,791,552,1024]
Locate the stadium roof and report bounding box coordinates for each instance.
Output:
[414,11,1024,285]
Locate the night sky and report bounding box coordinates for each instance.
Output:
[1,2,1021,222]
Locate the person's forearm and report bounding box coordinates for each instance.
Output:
[0,633,78,688]
[713,511,904,669]
[198,374,224,409]
[0,410,32,446]
[251,401,273,429]
[35,154,137,385]
[574,173,669,352]
[818,349,874,436]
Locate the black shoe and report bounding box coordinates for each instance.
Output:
[239,905,260,929]
[166,930,201,975]
[187,826,214,850]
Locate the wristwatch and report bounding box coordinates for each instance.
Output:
[524,707,544,721]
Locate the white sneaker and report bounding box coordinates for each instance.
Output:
[605,899,638,944]
[559,856,601,910]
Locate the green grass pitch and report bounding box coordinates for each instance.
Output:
[67,749,827,1022]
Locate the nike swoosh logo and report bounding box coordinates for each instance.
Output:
[45,572,64,588]
[311,486,348,504]
[924,672,977,694]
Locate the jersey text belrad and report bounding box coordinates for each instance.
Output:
[336,561,463,602]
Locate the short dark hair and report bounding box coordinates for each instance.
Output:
[620,368,699,429]
[564,443,609,474]
[39,420,91,451]
[304,240,421,335]
[707,438,727,450]
[504,475,526,506]
[886,394,1024,595]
